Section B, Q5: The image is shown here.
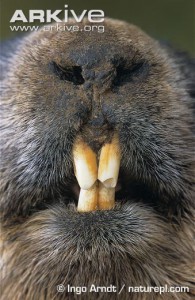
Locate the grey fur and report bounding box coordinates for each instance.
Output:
[0,18,194,299]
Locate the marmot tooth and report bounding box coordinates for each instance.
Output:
[98,182,115,210]
[73,137,98,190]
[98,133,121,188]
[77,182,98,212]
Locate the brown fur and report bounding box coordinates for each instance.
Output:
[0,18,194,299]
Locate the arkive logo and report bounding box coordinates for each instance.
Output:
[10,5,105,23]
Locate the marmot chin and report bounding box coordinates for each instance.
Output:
[0,18,194,299]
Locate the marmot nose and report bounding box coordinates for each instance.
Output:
[94,68,115,88]
[88,115,105,127]
[83,65,116,91]
[87,86,108,128]
[82,86,112,151]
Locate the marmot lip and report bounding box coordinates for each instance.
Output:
[72,133,121,212]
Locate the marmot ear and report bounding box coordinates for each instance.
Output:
[160,42,195,100]
[0,37,23,80]
[174,51,195,100]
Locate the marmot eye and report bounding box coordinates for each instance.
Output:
[114,61,147,85]
[51,61,85,85]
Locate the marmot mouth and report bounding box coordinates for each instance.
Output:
[28,132,160,219]
[72,132,121,212]
[68,132,159,213]
[70,176,154,209]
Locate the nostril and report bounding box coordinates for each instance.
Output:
[113,61,148,86]
[50,61,85,85]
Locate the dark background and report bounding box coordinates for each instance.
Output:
[0,0,194,55]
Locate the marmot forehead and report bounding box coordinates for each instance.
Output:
[20,18,158,66]
[30,17,151,44]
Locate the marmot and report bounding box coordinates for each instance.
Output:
[0,18,194,300]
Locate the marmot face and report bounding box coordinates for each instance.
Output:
[0,18,194,299]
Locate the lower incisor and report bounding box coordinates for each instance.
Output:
[77,183,98,212]
[98,182,115,210]
[77,181,115,212]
